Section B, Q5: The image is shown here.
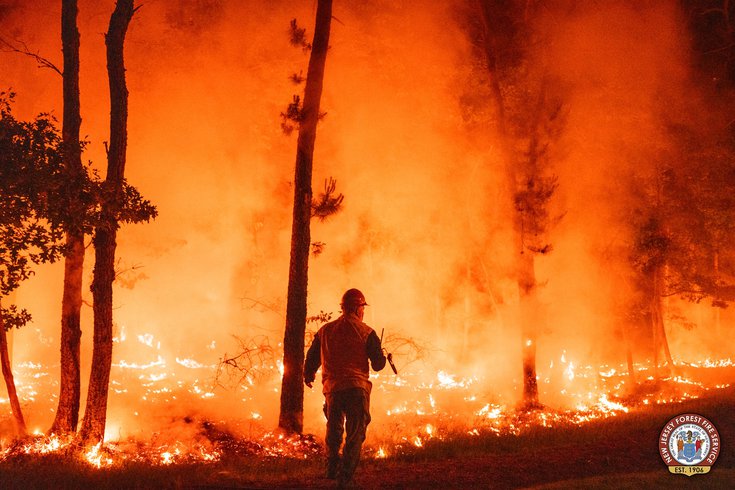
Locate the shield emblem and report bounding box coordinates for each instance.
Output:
[681,442,697,462]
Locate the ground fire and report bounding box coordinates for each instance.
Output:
[1,327,732,466]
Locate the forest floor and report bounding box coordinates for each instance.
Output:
[1,384,734,489]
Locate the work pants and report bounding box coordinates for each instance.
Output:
[324,387,371,481]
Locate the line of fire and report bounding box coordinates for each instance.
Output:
[0,0,734,482]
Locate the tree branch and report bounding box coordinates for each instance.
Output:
[0,36,62,76]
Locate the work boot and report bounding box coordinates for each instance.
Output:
[337,475,359,489]
[325,458,340,479]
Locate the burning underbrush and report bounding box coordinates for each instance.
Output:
[0,424,322,468]
[1,340,732,469]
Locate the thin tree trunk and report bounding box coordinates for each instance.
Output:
[51,234,83,433]
[518,249,540,408]
[476,0,507,137]
[0,301,27,436]
[51,0,84,435]
[278,0,332,435]
[78,0,134,444]
[714,250,721,336]
[476,0,547,409]
[659,311,675,368]
[623,323,636,385]
[650,266,661,376]
[650,264,675,375]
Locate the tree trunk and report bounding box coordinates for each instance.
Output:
[0,301,27,436]
[476,0,507,137]
[476,0,548,410]
[518,249,540,408]
[650,265,661,376]
[51,0,84,435]
[658,312,674,369]
[714,250,721,336]
[278,0,332,435]
[623,323,636,385]
[51,233,84,434]
[78,0,133,444]
[650,263,675,376]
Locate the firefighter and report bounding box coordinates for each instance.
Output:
[304,288,387,487]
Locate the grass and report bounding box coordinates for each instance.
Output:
[527,469,735,489]
[1,386,733,488]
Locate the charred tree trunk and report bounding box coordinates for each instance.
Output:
[278,0,332,435]
[0,302,27,436]
[51,0,84,435]
[78,0,134,444]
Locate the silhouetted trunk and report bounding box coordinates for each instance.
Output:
[713,250,721,336]
[476,0,547,409]
[518,248,540,408]
[0,301,27,436]
[51,0,84,435]
[650,263,674,376]
[278,0,332,435]
[476,0,506,135]
[78,0,134,444]
[623,324,636,384]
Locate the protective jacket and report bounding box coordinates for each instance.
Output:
[304,312,386,394]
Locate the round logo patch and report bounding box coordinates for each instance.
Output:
[659,413,720,476]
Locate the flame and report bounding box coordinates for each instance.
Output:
[477,403,503,419]
[436,371,456,387]
[176,357,210,369]
[115,356,166,370]
[85,443,114,468]
[597,394,628,413]
[138,333,156,347]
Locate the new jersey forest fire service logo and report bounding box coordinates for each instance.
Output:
[659,413,721,476]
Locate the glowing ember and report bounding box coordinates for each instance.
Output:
[477,404,503,419]
[437,371,457,387]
